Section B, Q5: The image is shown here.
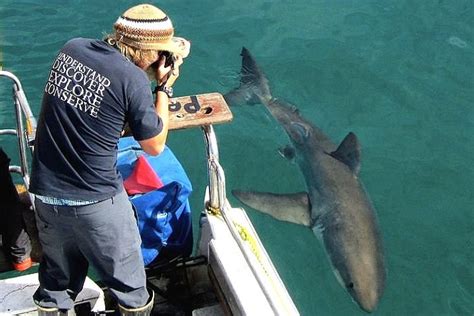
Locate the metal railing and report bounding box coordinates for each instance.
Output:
[0,70,37,189]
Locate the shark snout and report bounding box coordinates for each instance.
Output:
[351,281,383,313]
[345,261,385,313]
[357,289,379,313]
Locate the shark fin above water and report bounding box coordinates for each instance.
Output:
[330,132,361,175]
[224,47,272,106]
[232,190,311,227]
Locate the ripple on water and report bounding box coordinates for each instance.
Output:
[342,12,377,37]
[216,66,240,89]
[448,297,472,316]
[454,262,474,299]
[448,36,468,48]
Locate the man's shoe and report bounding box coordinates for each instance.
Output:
[12,257,32,271]
[36,304,63,316]
[118,289,154,316]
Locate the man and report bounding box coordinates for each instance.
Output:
[29,4,190,315]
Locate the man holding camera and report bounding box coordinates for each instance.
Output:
[29,4,190,315]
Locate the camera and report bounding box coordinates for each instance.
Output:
[147,51,175,82]
[161,51,174,68]
[151,51,174,69]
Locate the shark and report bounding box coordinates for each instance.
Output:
[225,47,386,313]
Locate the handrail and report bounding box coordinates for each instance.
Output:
[9,166,22,174]
[202,125,223,209]
[0,129,17,135]
[0,70,36,190]
[0,70,37,144]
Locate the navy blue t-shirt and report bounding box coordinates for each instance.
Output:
[29,38,162,200]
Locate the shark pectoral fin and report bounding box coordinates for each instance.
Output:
[330,132,361,175]
[232,190,311,227]
[278,145,296,161]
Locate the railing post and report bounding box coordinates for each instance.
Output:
[0,70,36,188]
[202,124,225,211]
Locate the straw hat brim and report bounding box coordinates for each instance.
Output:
[120,36,191,58]
[159,37,191,58]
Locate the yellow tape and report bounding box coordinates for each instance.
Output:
[233,220,295,314]
[15,184,27,194]
[234,222,262,262]
[206,203,222,217]
[205,206,296,313]
[26,118,33,136]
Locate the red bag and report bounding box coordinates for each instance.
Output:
[123,155,164,195]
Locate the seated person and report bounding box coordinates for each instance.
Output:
[0,147,32,272]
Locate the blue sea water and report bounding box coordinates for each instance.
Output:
[1,1,473,315]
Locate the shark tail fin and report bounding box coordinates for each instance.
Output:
[224,47,273,106]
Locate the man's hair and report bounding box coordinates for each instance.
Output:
[104,35,158,65]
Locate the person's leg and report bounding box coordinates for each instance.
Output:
[3,203,32,268]
[33,199,88,310]
[74,189,149,308]
[0,148,32,269]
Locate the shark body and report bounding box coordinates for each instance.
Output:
[226,47,386,313]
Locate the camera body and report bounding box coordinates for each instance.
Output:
[147,51,175,82]
[161,51,174,68]
[151,51,174,69]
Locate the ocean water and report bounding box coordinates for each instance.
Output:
[1,1,473,315]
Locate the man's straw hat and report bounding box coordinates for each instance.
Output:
[114,4,190,58]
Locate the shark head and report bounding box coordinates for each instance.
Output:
[342,263,385,313]
[265,99,313,149]
[328,230,386,313]
[286,121,311,146]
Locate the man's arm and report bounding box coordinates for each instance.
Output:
[138,54,183,156]
[138,90,169,156]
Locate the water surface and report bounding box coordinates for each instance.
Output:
[1,1,473,315]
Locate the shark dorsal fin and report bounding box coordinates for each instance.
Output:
[330,132,361,175]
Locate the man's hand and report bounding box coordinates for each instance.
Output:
[155,54,184,87]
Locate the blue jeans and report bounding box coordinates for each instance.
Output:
[33,189,149,310]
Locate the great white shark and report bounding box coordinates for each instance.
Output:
[225,47,386,313]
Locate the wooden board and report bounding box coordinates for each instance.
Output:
[168,93,233,130]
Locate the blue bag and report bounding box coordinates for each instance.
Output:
[117,137,193,266]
